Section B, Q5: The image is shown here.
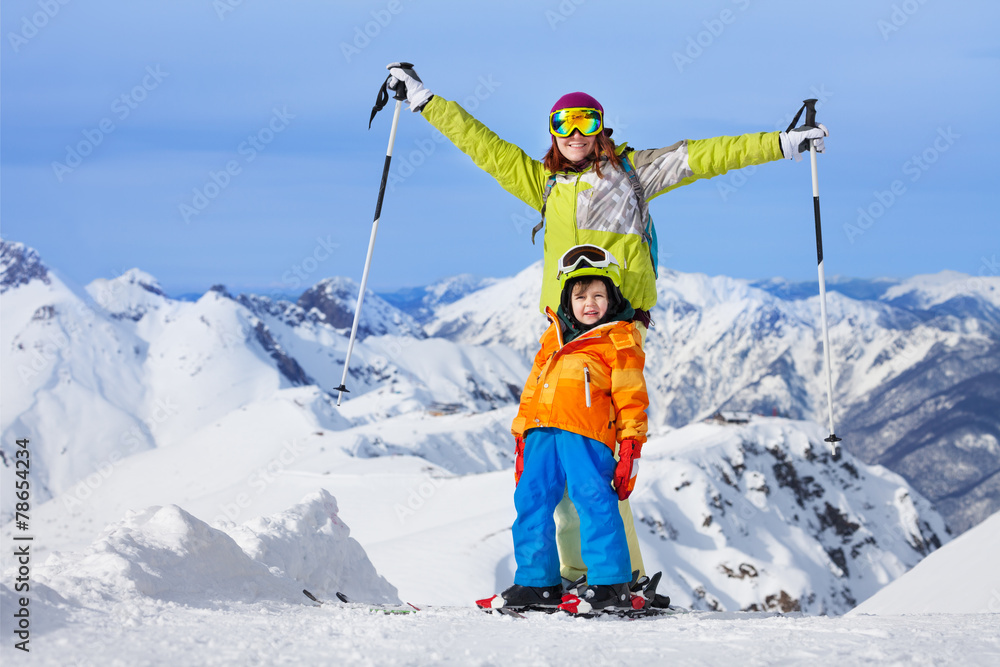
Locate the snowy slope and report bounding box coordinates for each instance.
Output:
[848,509,1000,615]
[2,592,998,666]
[4,491,995,666]
[24,489,397,607]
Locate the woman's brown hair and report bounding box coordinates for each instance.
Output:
[542,130,621,177]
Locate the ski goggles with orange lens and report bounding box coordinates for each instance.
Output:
[549,107,603,137]
[558,244,617,275]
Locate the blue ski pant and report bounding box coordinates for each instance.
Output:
[512,427,631,587]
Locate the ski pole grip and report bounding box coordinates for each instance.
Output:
[803,98,818,129]
[372,62,414,125]
[386,61,416,101]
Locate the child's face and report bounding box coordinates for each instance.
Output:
[571,280,609,326]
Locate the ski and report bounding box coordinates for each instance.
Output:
[565,604,688,620]
[485,607,527,619]
[303,589,420,615]
[480,603,686,620]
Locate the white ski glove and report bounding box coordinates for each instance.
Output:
[779,124,828,162]
[387,63,433,112]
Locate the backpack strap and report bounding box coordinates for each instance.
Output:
[620,149,659,278]
[532,174,558,245]
[618,150,651,245]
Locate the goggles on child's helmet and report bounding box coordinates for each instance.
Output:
[557,244,622,291]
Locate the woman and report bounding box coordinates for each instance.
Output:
[386,63,826,331]
[386,62,827,587]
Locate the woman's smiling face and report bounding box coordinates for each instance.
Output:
[555,130,597,163]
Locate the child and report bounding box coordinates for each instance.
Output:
[478,245,648,613]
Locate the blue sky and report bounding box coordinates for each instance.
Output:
[2,1,997,296]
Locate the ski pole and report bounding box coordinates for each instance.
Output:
[788,99,841,456]
[335,64,411,406]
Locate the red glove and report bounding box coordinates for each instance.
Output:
[613,439,642,500]
[514,435,525,486]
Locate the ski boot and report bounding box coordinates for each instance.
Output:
[476,584,562,611]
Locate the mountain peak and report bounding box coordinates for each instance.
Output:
[297,277,364,330]
[119,268,167,297]
[208,284,233,299]
[0,239,52,294]
[297,276,426,339]
[86,268,172,321]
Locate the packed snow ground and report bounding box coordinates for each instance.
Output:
[5,600,1000,666]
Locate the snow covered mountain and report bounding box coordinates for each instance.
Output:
[429,261,1000,535]
[294,276,426,339]
[1,242,154,498]
[0,240,527,516]
[380,273,499,324]
[422,262,550,355]
[5,238,995,542]
[627,418,947,614]
[0,239,964,621]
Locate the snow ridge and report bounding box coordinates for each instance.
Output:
[28,489,397,611]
